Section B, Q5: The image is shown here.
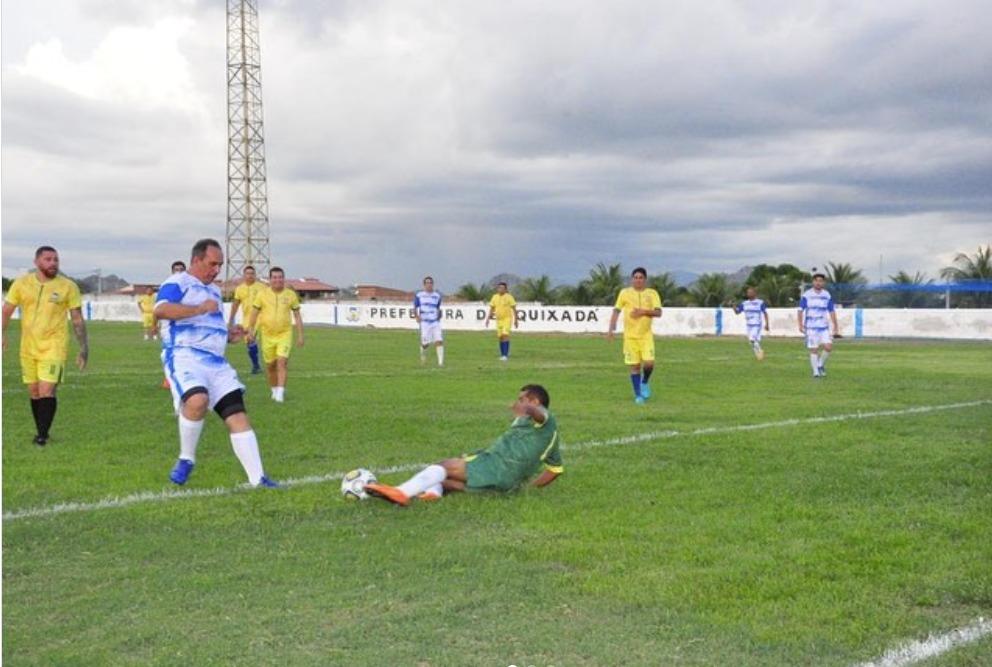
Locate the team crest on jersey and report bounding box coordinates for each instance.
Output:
[49,292,60,302]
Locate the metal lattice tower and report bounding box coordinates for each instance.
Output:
[225,0,270,288]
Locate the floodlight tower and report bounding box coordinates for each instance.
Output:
[225,0,271,289]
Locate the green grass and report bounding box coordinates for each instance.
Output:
[3,322,991,666]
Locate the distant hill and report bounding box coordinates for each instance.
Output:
[74,273,129,294]
[487,273,524,290]
[670,270,699,287]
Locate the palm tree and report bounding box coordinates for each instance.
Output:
[940,245,992,307]
[455,282,493,302]
[756,274,800,307]
[886,271,935,308]
[517,275,554,304]
[689,273,736,307]
[553,281,594,305]
[825,262,867,305]
[585,262,625,305]
[648,272,679,305]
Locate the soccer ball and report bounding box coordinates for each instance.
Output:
[341,468,377,501]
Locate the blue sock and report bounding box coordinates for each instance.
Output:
[642,366,653,384]
[500,340,509,357]
[248,343,260,369]
[630,373,642,398]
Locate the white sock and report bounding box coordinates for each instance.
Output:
[178,415,204,462]
[270,387,277,398]
[230,429,265,485]
[423,483,444,498]
[809,353,820,373]
[419,346,426,359]
[398,464,446,498]
[436,346,444,365]
[819,350,830,367]
[275,386,285,401]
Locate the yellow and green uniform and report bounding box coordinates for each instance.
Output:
[465,410,562,491]
[138,293,156,328]
[614,287,662,365]
[4,273,82,384]
[252,286,301,363]
[233,280,266,330]
[489,292,517,337]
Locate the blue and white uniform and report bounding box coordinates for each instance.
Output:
[414,290,444,345]
[157,272,244,408]
[799,287,835,348]
[734,298,767,342]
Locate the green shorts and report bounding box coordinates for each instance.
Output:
[465,453,524,492]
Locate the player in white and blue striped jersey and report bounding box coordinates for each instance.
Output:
[733,286,770,360]
[155,239,278,488]
[413,276,444,366]
[797,271,839,378]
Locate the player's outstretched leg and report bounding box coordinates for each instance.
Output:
[367,463,452,506]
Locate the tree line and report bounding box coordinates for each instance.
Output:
[456,245,991,308]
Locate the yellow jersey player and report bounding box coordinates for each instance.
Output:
[246,267,304,402]
[2,245,89,445]
[607,267,662,404]
[138,287,158,340]
[485,281,518,361]
[227,265,265,374]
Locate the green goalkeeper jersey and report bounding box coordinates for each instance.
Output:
[466,410,563,491]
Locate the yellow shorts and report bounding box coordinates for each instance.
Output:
[142,314,155,328]
[495,319,513,337]
[261,331,292,364]
[622,336,655,365]
[21,356,65,385]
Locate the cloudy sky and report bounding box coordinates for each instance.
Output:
[3,0,990,288]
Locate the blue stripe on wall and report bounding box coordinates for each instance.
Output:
[715,308,723,335]
[855,307,864,338]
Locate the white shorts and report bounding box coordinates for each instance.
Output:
[420,321,444,345]
[746,325,763,342]
[805,329,833,349]
[163,347,246,409]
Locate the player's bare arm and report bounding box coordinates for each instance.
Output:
[294,310,305,347]
[485,307,494,327]
[831,311,840,337]
[1,301,17,352]
[607,308,620,341]
[70,308,88,370]
[244,306,260,343]
[797,310,805,334]
[764,311,771,332]
[227,299,240,328]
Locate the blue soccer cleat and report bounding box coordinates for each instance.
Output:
[170,458,194,485]
[634,396,646,405]
[256,476,280,488]
[818,366,826,377]
[640,383,652,399]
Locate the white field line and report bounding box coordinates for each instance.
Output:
[854,617,992,667]
[3,399,988,523]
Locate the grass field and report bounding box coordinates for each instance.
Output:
[3,321,991,666]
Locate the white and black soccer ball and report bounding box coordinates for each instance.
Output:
[341,468,377,501]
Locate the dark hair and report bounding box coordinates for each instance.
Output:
[171,260,187,272]
[812,272,826,280]
[35,246,57,258]
[498,281,508,288]
[520,384,550,408]
[244,265,256,274]
[423,276,434,283]
[632,267,647,278]
[269,267,284,277]
[191,238,222,260]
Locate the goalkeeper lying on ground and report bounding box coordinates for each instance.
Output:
[365,384,562,506]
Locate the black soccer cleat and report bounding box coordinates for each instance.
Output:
[33,435,48,446]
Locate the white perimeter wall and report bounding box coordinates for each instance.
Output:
[73,299,992,340]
